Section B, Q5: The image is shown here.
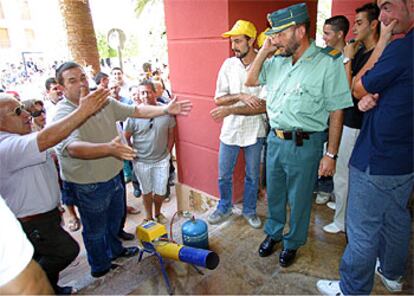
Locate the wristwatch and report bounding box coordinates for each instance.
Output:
[325,151,338,160]
[343,56,351,64]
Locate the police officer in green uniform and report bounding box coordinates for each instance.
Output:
[246,3,352,267]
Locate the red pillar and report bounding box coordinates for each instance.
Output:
[164,0,318,204]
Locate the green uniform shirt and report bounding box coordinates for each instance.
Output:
[259,42,352,131]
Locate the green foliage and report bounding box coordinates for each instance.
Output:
[96,32,117,58]
[134,0,153,17]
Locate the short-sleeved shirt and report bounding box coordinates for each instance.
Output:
[125,110,176,164]
[54,97,136,184]
[215,57,267,147]
[259,42,352,131]
[0,196,34,286]
[0,132,60,217]
[350,30,413,175]
[343,46,373,129]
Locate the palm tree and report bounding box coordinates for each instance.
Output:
[59,0,100,74]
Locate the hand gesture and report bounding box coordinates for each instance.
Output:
[210,106,231,121]
[78,87,110,116]
[109,136,137,160]
[166,96,193,116]
[261,37,279,55]
[358,93,379,112]
[240,94,262,109]
[379,19,397,44]
[343,41,358,60]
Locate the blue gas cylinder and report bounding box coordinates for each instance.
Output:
[181,217,209,249]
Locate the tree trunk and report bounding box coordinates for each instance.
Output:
[59,0,100,75]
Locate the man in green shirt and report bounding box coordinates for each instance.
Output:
[246,3,352,267]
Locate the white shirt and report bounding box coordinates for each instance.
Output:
[215,57,267,147]
[0,132,60,217]
[44,99,58,126]
[0,196,34,286]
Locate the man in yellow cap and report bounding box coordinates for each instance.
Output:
[207,20,267,229]
[246,3,352,267]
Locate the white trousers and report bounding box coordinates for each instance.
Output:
[332,125,360,231]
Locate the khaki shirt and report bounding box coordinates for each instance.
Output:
[54,98,135,184]
[259,42,352,131]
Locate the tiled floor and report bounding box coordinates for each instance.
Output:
[59,184,413,295]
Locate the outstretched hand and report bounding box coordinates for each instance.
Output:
[109,136,136,160]
[78,87,110,116]
[166,96,193,116]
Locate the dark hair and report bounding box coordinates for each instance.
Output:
[45,77,57,91]
[356,3,380,34]
[94,72,109,85]
[55,61,81,86]
[139,79,156,92]
[142,62,152,72]
[325,15,350,37]
[111,67,123,74]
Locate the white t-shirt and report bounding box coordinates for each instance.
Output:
[0,196,34,287]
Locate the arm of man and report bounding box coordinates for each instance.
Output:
[167,127,175,153]
[210,99,266,121]
[245,38,277,86]
[37,88,110,152]
[353,20,395,99]
[66,138,136,160]
[0,260,53,295]
[131,97,192,118]
[318,109,344,177]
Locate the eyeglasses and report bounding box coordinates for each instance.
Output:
[8,104,26,116]
[31,108,46,117]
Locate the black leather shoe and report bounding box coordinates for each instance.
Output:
[55,285,76,295]
[118,246,139,258]
[91,263,119,278]
[279,249,297,267]
[258,235,279,257]
[118,230,135,240]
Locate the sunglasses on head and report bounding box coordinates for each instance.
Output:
[31,108,46,117]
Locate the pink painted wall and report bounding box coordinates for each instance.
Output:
[164,0,318,201]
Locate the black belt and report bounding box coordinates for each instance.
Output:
[273,129,315,146]
[18,208,59,223]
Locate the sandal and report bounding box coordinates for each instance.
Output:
[68,218,81,232]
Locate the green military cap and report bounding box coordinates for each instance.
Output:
[265,3,310,35]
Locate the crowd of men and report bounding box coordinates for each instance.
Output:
[0,0,412,294]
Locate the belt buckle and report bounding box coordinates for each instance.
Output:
[276,129,284,139]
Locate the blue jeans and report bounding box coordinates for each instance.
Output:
[64,175,125,273]
[340,166,413,295]
[217,138,265,217]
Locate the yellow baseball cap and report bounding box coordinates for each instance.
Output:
[222,20,257,39]
[257,28,270,48]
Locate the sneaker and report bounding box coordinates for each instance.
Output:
[207,209,232,225]
[327,201,336,210]
[244,215,262,229]
[155,213,168,224]
[316,280,343,296]
[316,192,331,205]
[323,222,343,234]
[375,259,403,292]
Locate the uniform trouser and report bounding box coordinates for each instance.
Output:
[264,131,324,250]
[339,166,413,295]
[20,208,80,292]
[332,126,360,231]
